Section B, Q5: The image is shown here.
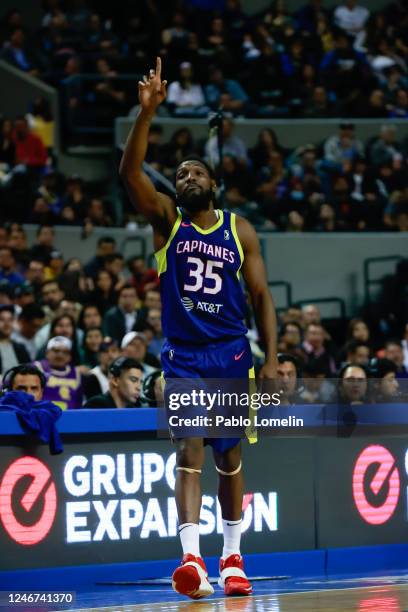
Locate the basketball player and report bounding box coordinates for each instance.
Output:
[120,58,277,600]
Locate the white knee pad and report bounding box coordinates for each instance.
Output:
[176,466,202,475]
[215,460,242,476]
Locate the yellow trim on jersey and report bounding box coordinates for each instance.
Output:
[191,209,224,234]
[154,208,182,276]
[231,213,244,278]
[246,366,258,444]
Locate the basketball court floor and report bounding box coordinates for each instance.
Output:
[42,571,408,612]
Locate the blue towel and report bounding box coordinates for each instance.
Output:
[0,391,63,454]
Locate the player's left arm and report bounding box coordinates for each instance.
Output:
[236,216,278,378]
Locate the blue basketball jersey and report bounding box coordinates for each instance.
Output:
[156,207,247,344]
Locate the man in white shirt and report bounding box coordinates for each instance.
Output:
[334,0,370,50]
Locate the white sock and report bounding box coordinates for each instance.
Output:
[222,518,242,559]
[178,523,200,557]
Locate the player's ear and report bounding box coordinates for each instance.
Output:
[211,180,217,193]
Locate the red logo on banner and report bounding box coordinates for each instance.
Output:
[352,445,400,525]
[0,457,57,545]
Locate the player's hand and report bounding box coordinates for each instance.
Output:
[138,57,167,115]
[258,360,277,380]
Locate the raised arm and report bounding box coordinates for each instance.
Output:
[237,216,278,379]
[119,57,177,249]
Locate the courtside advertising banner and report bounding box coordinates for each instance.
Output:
[0,438,315,570]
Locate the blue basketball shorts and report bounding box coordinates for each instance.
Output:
[161,335,254,453]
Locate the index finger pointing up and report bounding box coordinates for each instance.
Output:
[156,56,161,78]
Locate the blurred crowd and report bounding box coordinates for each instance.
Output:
[1,1,407,232]
[139,118,408,232]
[2,108,406,232]
[0,221,406,408]
[1,0,407,120]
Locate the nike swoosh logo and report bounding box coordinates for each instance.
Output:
[234,351,245,361]
[181,222,191,227]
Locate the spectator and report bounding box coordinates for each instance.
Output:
[389,89,408,118]
[0,246,24,285]
[161,11,190,56]
[127,257,159,299]
[206,116,249,167]
[296,0,329,35]
[301,323,336,376]
[369,125,403,167]
[337,363,368,404]
[346,318,370,344]
[85,198,113,227]
[5,363,45,402]
[84,356,143,408]
[32,171,65,224]
[298,357,334,403]
[166,62,208,117]
[7,224,30,269]
[344,339,370,366]
[278,322,304,363]
[301,304,321,326]
[0,305,30,374]
[304,86,336,118]
[40,279,65,322]
[89,270,117,314]
[334,1,370,51]
[276,353,301,405]
[103,253,126,293]
[78,304,103,332]
[12,304,45,361]
[256,151,288,225]
[44,250,65,281]
[13,282,35,309]
[84,235,116,279]
[79,327,103,367]
[384,340,408,378]
[103,284,141,344]
[320,32,369,110]
[0,118,16,167]
[35,313,81,365]
[1,27,39,75]
[370,358,400,402]
[205,66,249,115]
[30,225,56,263]
[60,175,88,223]
[83,337,120,399]
[145,307,164,358]
[249,128,285,170]
[323,123,364,167]
[34,336,83,410]
[121,331,159,374]
[92,57,127,119]
[26,97,54,150]
[12,117,47,169]
[361,89,389,118]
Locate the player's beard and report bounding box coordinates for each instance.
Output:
[177,185,213,213]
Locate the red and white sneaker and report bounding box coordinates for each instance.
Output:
[172,553,214,600]
[219,554,253,596]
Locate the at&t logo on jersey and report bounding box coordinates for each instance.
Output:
[181,297,223,315]
[181,297,194,311]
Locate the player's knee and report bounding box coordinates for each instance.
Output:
[176,439,204,470]
[214,443,242,474]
